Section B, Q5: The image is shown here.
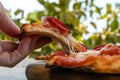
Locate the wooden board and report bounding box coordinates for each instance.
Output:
[25,63,120,80]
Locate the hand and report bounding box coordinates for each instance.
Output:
[0,36,51,67]
[0,2,52,67]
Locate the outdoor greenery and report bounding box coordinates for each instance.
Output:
[2,0,120,57]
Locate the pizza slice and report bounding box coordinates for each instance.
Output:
[21,16,87,54]
[21,16,120,73]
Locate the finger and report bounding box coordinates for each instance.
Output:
[17,36,51,54]
[0,37,35,67]
[0,2,20,38]
[17,35,41,53]
[0,40,18,52]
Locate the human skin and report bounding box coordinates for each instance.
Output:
[0,2,20,38]
[0,2,51,67]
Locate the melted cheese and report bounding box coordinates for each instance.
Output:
[74,50,100,60]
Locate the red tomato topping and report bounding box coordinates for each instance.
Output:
[93,45,105,51]
[55,56,95,67]
[52,50,66,56]
[42,16,71,35]
[100,43,120,55]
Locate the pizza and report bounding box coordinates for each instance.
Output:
[35,43,120,73]
[21,16,87,54]
[21,16,120,73]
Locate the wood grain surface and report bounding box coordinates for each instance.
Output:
[25,63,120,80]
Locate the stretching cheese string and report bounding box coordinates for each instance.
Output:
[66,37,76,54]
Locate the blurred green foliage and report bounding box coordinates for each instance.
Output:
[4,0,120,57]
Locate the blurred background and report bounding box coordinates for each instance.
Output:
[1,0,120,57]
[0,0,120,80]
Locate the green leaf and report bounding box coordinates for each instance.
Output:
[27,11,42,21]
[40,46,52,55]
[107,4,112,13]
[59,0,70,9]
[100,13,108,19]
[90,22,97,29]
[90,0,94,7]
[95,7,102,15]
[14,9,23,16]
[29,51,40,58]
[113,12,118,19]
[110,19,119,31]
[73,2,81,10]
[90,10,93,17]
[37,0,45,5]
[85,0,88,6]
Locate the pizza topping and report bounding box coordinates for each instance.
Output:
[51,50,66,56]
[93,43,120,56]
[99,43,120,55]
[46,51,120,73]
[93,45,105,51]
[54,55,95,67]
[46,43,120,71]
[45,50,99,67]
[34,42,120,73]
[76,50,100,59]
[41,16,71,35]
